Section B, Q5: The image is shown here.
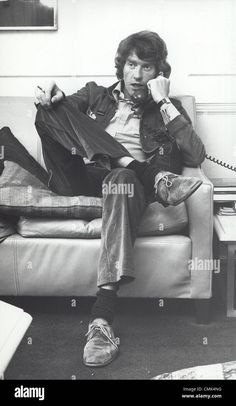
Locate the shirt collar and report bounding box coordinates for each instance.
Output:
[112,81,125,101]
[112,81,136,106]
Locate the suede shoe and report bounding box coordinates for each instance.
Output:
[154,171,202,207]
[83,319,120,367]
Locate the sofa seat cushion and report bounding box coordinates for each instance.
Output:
[0,234,195,297]
[17,201,188,238]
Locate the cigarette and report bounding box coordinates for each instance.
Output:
[37,86,46,94]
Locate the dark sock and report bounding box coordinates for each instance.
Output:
[127,160,161,195]
[90,288,117,325]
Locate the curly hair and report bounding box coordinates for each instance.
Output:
[115,31,171,79]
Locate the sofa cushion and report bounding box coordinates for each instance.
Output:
[17,217,102,239]
[139,201,188,236]
[17,201,188,238]
[0,160,102,219]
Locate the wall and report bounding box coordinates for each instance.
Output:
[0,0,235,179]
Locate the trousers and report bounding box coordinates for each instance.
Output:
[34,100,150,286]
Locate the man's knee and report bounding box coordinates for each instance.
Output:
[35,105,51,134]
[35,104,46,118]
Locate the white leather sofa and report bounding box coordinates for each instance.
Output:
[0,95,213,321]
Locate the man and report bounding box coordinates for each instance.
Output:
[34,31,205,367]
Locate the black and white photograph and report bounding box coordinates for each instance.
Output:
[0,0,235,400]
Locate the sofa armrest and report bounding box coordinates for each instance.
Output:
[182,166,214,298]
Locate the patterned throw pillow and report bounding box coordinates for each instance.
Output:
[0,161,102,219]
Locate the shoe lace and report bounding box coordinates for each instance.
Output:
[86,324,120,348]
[161,175,173,188]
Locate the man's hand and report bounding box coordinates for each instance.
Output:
[34,80,64,107]
[147,74,170,104]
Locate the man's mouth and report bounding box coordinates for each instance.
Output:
[131,83,144,88]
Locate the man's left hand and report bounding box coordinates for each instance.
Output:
[147,75,170,104]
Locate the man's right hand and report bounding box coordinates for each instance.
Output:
[34,80,64,107]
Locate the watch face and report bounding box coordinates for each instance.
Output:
[162,98,171,104]
[158,98,171,109]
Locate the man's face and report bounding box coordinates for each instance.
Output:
[123,51,156,99]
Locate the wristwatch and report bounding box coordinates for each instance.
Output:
[157,98,171,109]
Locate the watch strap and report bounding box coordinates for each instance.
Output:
[157,97,171,109]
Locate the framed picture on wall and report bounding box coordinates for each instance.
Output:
[0,0,58,30]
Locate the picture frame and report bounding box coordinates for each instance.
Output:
[0,0,58,31]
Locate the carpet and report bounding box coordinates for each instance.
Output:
[153,360,236,380]
[3,296,236,380]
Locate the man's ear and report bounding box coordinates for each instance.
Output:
[158,61,171,78]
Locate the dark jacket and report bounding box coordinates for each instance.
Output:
[66,81,206,174]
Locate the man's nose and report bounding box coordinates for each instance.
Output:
[133,66,142,81]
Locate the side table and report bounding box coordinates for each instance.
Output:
[0,300,32,379]
[214,214,236,317]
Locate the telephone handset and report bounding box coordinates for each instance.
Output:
[131,86,150,106]
[130,71,164,106]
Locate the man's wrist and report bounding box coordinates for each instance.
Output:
[156,97,171,109]
[159,99,180,125]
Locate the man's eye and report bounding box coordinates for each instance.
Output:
[144,65,151,71]
[128,62,134,68]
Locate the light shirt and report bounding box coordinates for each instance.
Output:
[105,82,146,162]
